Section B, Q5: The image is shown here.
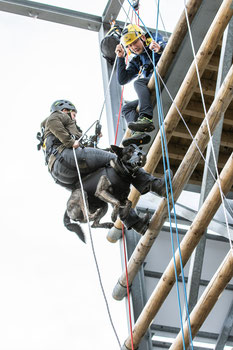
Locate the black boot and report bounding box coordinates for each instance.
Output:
[151,170,173,197]
[122,131,151,147]
[130,211,150,235]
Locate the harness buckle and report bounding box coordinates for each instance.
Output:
[52,148,58,156]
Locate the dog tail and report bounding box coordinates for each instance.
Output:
[63,210,86,244]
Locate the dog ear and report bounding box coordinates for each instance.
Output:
[110,144,123,157]
[63,211,86,244]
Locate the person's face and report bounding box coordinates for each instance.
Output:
[62,109,77,119]
[128,35,145,54]
[70,110,77,120]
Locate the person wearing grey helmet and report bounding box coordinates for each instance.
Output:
[39,99,169,195]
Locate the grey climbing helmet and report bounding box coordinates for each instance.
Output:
[50,99,77,113]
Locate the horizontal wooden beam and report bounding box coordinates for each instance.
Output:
[194,77,217,96]
[184,102,233,125]
[173,123,233,148]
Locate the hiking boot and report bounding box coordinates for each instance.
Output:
[122,131,151,147]
[128,116,155,132]
[151,170,173,197]
[131,211,150,235]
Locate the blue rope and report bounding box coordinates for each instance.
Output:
[126,1,194,348]
[152,53,188,350]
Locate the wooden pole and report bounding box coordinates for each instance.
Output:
[114,0,233,232]
[148,0,203,89]
[169,250,233,350]
[113,62,233,299]
[123,153,233,350]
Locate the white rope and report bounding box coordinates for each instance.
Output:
[72,148,121,348]
[183,0,233,249]
[98,2,131,123]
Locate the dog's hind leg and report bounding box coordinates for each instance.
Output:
[91,202,114,229]
[67,189,101,223]
[118,199,132,221]
[95,175,121,221]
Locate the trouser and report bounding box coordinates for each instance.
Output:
[121,78,153,125]
[52,147,116,186]
[121,100,139,124]
[51,146,156,194]
[134,77,153,118]
[122,208,144,229]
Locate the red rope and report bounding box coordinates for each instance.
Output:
[114,85,125,146]
[113,10,138,350]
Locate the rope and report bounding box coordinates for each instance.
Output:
[121,226,135,350]
[123,1,195,348]
[156,70,233,250]
[112,6,137,350]
[98,56,118,124]
[152,8,193,350]
[72,148,121,349]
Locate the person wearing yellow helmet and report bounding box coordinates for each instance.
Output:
[115,24,167,147]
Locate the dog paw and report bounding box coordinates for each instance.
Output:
[111,203,120,222]
[119,200,132,221]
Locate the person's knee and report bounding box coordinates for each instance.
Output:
[121,103,129,115]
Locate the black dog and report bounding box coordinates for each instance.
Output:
[64,144,150,243]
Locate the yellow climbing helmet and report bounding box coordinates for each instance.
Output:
[121,24,144,47]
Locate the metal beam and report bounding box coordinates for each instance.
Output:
[102,0,125,24]
[215,300,233,350]
[0,0,102,31]
[144,270,233,291]
[124,230,153,350]
[151,324,233,342]
[98,24,125,144]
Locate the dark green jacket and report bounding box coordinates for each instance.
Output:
[41,111,82,171]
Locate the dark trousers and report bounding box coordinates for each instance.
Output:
[51,147,156,196]
[51,147,116,186]
[122,77,153,124]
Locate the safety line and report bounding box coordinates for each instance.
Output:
[72,149,121,349]
[98,55,118,123]
[112,7,138,350]
[158,63,196,350]
[151,3,193,347]
[156,70,233,250]
[121,225,135,350]
[118,2,194,348]
[98,1,132,125]
[153,56,193,350]
[124,1,194,347]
